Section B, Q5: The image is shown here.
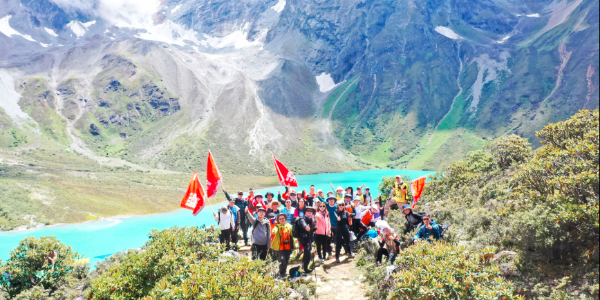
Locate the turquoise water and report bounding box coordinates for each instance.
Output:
[0,169,432,266]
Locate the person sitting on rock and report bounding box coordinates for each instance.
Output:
[384,175,409,217]
[413,214,441,243]
[376,224,400,266]
[271,213,295,278]
[402,204,425,234]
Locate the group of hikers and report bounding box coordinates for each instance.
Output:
[212,175,443,278]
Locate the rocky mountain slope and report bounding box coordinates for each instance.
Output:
[1,0,598,175]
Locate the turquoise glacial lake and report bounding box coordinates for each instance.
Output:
[0,169,433,267]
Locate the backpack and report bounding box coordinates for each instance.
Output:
[291,216,302,238]
[289,265,301,278]
[439,224,450,238]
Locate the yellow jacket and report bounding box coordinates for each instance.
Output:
[271,223,295,251]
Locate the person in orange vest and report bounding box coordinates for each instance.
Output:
[361,204,380,228]
[271,213,295,278]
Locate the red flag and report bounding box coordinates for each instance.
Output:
[410,176,427,208]
[206,151,223,199]
[273,156,298,187]
[180,171,206,215]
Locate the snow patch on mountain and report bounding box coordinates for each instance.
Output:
[136,20,200,46]
[171,4,182,14]
[271,0,286,13]
[201,23,263,49]
[44,27,58,37]
[434,26,461,39]
[467,52,510,117]
[0,70,31,122]
[526,13,540,17]
[496,35,511,44]
[0,16,36,42]
[316,73,336,93]
[66,20,87,37]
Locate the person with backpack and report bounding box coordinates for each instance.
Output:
[363,187,374,206]
[213,206,236,251]
[245,205,271,260]
[334,200,354,262]
[413,214,441,243]
[224,189,250,246]
[297,206,317,273]
[376,224,400,266]
[315,202,332,261]
[271,213,295,278]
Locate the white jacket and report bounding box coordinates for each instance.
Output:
[214,210,235,230]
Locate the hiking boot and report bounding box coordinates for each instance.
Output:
[349,253,355,258]
[335,258,340,263]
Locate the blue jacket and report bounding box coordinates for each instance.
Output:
[280,207,296,223]
[228,205,239,223]
[414,224,441,242]
[326,204,338,227]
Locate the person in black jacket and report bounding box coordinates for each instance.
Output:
[402,204,425,234]
[334,200,354,262]
[298,206,317,273]
[224,189,250,246]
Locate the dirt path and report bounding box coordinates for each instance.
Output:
[314,256,368,300]
[234,240,369,299]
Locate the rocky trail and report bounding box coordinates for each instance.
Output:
[233,241,369,299]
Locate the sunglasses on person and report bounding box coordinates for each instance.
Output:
[423,218,431,221]
[339,204,345,206]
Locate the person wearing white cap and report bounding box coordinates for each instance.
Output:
[330,183,345,200]
[213,206,236,251]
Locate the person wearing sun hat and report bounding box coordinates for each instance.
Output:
[271,212,295,277]
[245,204,271,260]
[326,194,338,251]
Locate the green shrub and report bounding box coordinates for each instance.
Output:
[487,134,533,170]
[513,109,599,265]
[390,242,523,300]
[0,236,79,298]
[87,226,290,300]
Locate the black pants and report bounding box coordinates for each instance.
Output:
[330,226,337,247]
[376,248,397,264]
[219,228,232,250]
[232,227,239,246]
[353,220,368,241]
[278,250,293,276]
[252,244,269,260]
[315,234,329,259]
[302,243,313,272]
[270,249,278,262]
[240,218,249,244]
[335,228,351,259]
